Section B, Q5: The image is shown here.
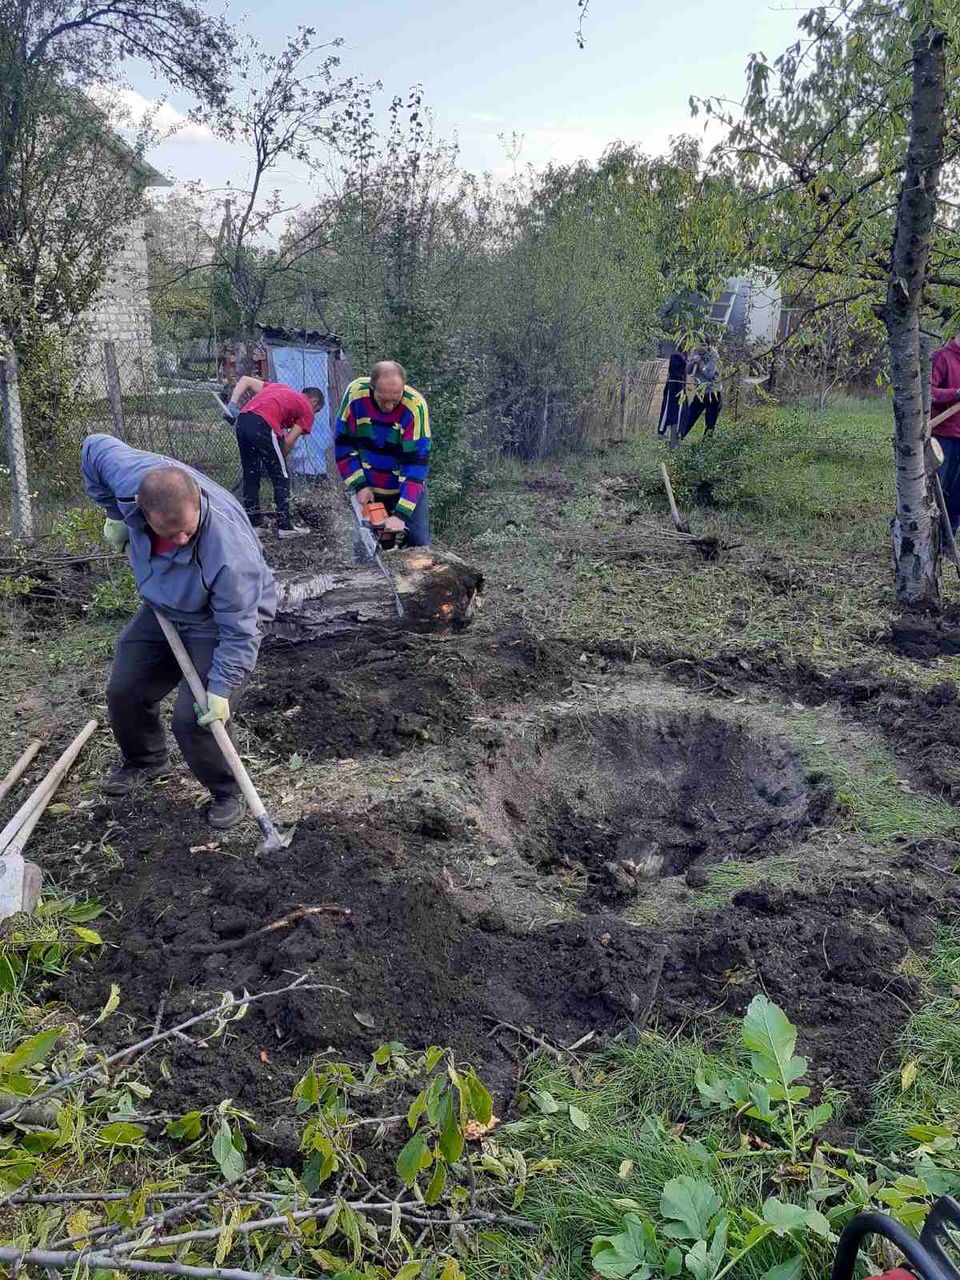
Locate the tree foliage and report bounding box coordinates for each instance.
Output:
[0,0,234,346]
[697,0,960,602]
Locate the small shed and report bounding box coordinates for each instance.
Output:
[257,326,353,480]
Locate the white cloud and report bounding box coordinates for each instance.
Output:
[450,106,728,183]
[88,85,215,144]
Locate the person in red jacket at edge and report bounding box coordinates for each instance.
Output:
[224,377,325,538]
[931,334,960,532]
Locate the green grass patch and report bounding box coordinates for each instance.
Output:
[459,398,909,672]
[472,993,958,1280]
[790,713,957,843]
[863,921,960,1161]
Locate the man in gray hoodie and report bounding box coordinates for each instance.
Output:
[82,434,277,830]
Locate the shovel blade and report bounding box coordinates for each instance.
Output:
[0,852,42,920]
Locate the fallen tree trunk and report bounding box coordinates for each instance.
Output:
[270,548,484,644]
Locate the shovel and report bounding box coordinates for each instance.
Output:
[926,437,960,581]
[150,609,283,854]
[0,720,99,920]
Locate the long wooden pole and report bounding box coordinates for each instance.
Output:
[0,739,42,804]
[150,611,282,853]
[933,473,960,581]
[659,462,691,534]
[0,720,98,856]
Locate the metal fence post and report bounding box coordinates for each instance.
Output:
[0,334,34,541]
[103,340,125,439]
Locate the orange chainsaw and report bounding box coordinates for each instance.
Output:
[360,499,407,550]
[347,495,404,618]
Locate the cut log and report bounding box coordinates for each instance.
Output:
[270,548,484,644]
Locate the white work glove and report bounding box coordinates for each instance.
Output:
[195,693,231,728]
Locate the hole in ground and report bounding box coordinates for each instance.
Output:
[478,707,833,904]
[50,792,948,1145]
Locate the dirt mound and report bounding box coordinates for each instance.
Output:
[476,708,831,905]
[242,625,572,761]
[657,866,957,1122]
[55,796,662,1123]
[889,606,960,659]
[49,780,948,1135]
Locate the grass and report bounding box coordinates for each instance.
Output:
[789,711,959,843]
[469,948,960,1280]
[472,1036,746,1279]
[458,396,914,672]
[862,922,960,1159]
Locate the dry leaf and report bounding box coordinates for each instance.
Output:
[259,1049,271,1064]
[901,1059,919,1092]
[464,1115,499,1141]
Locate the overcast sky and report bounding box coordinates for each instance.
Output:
[120,0,804,206]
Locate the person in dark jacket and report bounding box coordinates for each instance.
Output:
[931,334,960,531]
[82,435,277,829]
[657,347,687,441]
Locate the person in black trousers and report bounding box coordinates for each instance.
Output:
[224,378,325,537]
[657,346,687,442]
[680,342,722,440]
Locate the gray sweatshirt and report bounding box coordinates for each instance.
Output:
[688,347,720,393]
[81,434,276,695]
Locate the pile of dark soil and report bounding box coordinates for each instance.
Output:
[889,605,960,660]
[658,855,960,1122]
[242,625,572,760]
[52,787,955,1141]
[476,707,833,905]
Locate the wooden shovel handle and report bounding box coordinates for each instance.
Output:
[150,610,277,839]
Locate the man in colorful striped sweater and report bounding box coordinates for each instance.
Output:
[334,361,431,547]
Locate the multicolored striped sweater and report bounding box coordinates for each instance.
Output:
[334,377,431,522]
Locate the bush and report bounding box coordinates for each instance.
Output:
[668,424,768,508]
[90,567,138,616]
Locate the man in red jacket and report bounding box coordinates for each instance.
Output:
[931,335,960,531]
[225,377,324,538]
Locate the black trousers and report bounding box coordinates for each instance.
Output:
[107,605,247,799]
[236,412,291,526]
[681,392,722,438]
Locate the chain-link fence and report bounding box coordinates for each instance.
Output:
[0,334,892,542]
[0,337,341,539]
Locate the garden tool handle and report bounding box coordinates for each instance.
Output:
[150,609,281,850]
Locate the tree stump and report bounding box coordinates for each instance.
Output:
[270,548,484,643]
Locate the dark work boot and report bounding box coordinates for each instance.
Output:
[206,793,246,830]
[102,760,170,796]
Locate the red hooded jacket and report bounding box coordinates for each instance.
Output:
[931,338,960,438]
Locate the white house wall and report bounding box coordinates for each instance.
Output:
[83,214,157,391]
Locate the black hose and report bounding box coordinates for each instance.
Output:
[831,1211,955,1280]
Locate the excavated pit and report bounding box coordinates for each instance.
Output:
[476,706,832,904]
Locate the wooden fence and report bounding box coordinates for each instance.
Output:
[577,359,668,448]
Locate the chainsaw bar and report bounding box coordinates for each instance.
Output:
[348,495,404,618]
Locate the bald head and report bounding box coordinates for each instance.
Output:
[370,360,406,412]
[137,467,201,546]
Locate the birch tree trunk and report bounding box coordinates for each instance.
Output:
[887,26,946,606]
